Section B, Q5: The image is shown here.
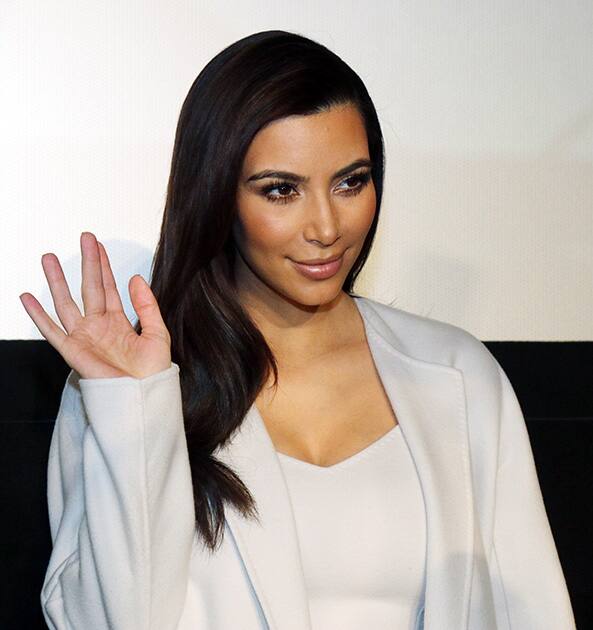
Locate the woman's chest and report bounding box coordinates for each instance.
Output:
[255,342,399,468]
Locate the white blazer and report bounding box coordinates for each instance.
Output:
[41,295,576,630]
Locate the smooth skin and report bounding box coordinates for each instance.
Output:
[19,233,171,380]
[233,103,376,365]
[233,103,398,466]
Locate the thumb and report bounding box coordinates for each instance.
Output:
[129,275,168,337]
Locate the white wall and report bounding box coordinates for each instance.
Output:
[3,0,592,341]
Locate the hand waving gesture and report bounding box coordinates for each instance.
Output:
[19,232,172,380]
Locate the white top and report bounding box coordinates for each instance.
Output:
[276,423,426,630]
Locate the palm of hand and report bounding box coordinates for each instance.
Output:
[19,232,172,380]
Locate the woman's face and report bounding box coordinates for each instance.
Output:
[233,103,376,311]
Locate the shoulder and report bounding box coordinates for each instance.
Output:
[355,295,502,387]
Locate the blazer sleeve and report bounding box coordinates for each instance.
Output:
[489,360,576,630]
[40,362,196,630]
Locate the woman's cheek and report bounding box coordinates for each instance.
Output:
[250,216,296,255]
[357,195,377,235]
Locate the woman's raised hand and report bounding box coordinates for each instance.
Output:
[19,232,172,380]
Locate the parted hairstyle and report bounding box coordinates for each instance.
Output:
[133,29,386,552]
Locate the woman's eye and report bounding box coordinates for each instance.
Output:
[261,181,297,205]
[337,172,371,194]
[261,171,371,205]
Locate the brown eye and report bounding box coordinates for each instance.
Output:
[261,181,297,205]
[337,171,372,196]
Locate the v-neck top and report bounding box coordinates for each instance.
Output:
[276,423,426,629]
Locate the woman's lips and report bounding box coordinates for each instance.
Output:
[290,253,344,280]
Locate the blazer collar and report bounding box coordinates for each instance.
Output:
[214,296,475,630]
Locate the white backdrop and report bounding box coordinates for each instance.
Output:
[3,0,592,341]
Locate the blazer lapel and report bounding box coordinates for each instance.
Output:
[214,296,474,630]
[355,297,474,629]
[214,402,312,630]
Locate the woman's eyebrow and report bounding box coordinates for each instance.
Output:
[245,158,373,184]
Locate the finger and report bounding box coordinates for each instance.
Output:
[129,275,169,341]
[80,232,106,317]
[97,241,125,313]
[19,292,68,353]
[41,253,83,334]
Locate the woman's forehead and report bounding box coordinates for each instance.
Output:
[243,105,369,174]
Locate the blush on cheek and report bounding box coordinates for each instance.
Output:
[354,205,376,239]
[247,210,292,241]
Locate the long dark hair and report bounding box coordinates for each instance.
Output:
[133,30,385,552]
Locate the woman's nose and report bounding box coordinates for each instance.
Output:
[303,196,341,245]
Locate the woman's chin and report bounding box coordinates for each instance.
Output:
[282,281,346,308]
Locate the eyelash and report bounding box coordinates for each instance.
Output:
[260,171,372,205]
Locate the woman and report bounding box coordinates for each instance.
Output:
[21,30,575,630]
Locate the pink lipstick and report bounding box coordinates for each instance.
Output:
[290,253,344,280]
